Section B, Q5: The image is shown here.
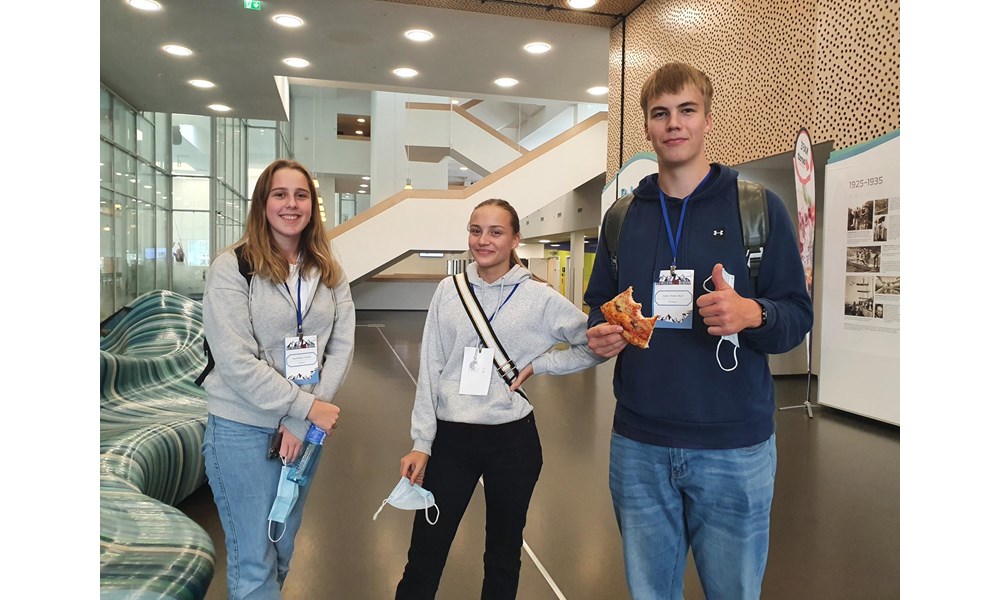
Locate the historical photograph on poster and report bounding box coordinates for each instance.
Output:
[847,246,881,272]
[876,276,900,295]
[873,215,888,241]
[873,198,889,215]
[847,200,874,231]
[844,276,876,317]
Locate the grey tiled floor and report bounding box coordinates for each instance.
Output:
[179,310,899,599]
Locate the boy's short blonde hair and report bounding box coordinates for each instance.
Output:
[639,63,713,120]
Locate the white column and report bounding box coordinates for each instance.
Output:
[570,230,586,309]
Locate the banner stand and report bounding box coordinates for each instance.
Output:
[779,332,815,417]
[778,128,818,418]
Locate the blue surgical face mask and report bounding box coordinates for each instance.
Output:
[268,465,300,542]
[372,477,439,525]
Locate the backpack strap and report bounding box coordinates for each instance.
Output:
[452,273,529,402]
[195,244,254,387]
[603,193,635,282]
[737,180,769,289]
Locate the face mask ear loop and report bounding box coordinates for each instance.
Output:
[424,495,440,525]
[702,275,713,293]
[372,499,389,521]
[268,520,286,543]
[716,337,738,372]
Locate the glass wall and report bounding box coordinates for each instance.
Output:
[100,84,289,321]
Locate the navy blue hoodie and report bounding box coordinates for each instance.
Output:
[584,164,813,449]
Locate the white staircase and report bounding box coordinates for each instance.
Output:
[328,112,608,283]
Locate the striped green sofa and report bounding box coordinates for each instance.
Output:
[100,290,215,599]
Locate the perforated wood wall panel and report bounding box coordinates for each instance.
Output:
[607,0,900,179]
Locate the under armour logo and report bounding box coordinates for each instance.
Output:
[713,228,725,237]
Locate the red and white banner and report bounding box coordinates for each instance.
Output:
[793,128,816,296]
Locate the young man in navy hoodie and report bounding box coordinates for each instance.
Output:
[584,62,813,599]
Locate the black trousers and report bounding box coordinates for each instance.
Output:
[395,413,544,600]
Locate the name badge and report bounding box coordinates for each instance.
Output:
[652,269,695,329]
[284,335,320,385]
[459,347,494,396]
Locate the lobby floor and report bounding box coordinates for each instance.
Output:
[178,309,900,600]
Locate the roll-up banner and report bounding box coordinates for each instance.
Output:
[794,128,817,296]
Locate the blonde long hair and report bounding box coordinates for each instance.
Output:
[238,159,342,287]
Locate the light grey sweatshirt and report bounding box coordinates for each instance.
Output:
[410,263,603,454]
[202,249,356,441]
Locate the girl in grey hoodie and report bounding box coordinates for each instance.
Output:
[394,199,601,599]
[201,159,355,600]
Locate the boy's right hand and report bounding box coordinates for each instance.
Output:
[400,451,429,485]
[587,323,628,358]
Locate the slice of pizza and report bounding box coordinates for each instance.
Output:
[600,286,657,349]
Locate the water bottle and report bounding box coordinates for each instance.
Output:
[287,424,327,486]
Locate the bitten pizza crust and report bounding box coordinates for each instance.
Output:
[600,286,657,349]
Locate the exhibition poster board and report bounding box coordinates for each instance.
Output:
[817,131,900,425]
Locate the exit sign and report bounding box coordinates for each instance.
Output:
[243,0,261,10]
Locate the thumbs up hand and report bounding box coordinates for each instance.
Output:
[711,263,733,292]
[696,263,763,336]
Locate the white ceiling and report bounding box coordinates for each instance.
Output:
[100,0,620,121]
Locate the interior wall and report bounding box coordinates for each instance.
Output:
[291,88,371,176]
[607,0,899,176]
[520,175,604,239]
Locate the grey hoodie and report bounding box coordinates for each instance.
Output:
[411,263,602,454]
[202,249,356,441]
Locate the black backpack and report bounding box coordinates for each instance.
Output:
[194,244,253,387]
[603,179,769,290]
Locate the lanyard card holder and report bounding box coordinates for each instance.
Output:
[452,273,529,402]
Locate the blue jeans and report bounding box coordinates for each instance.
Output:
[609,432,776,600]
[202,414,320,600]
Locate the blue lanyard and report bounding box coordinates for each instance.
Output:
[283,273,304,338]
[486,283,520,323]
[658,171,713,272]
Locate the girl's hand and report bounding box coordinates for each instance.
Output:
[400,451,429,485]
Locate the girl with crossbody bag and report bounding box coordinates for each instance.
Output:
[394,199,602,599]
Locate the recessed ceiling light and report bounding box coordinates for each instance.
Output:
[189,79,215,88]
[539,239,551,243]
[393,67,418,78]
[357,118,366,123]
[358,190,368,194]
[209,104,232,112]
[459,166,469,171]
[360,183,369,188]
[451,99,460,105]
[550,244,561,248]
[568,0,597,8]
[272,14,304,28]
[283,57,310,68]
[362,176,371,181]
[524,42,551,54]
[587,86,609,95]
[162,45,193,57]
[405,29,434,42]
[494,77,518,87]
[128,0,161,11]
[355,130,364,135]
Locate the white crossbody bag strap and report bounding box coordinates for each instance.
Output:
[452,273,529,402]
